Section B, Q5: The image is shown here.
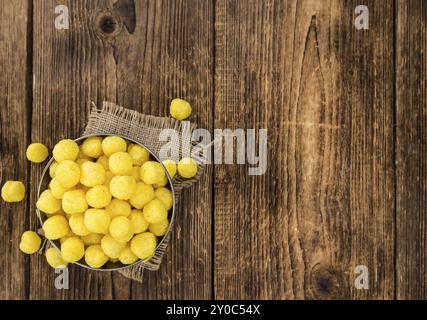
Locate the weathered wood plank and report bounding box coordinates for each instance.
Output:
[31,0,213,299]
[396,0,427,300]
[0,0,31,300]
[214,0,394,299]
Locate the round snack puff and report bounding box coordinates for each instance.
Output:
[1,181,25,202]
[140,161,165,185]
[129,210,149,234]
[148,219,170,237]
[49,178,69,199]
[153,174,168,188]
[76,158,90,167]
[19,231,41,254]
[62,189,88,214]
[36,189,61,214]
[53,139,79,162]
[106,198,131,218]
[162,160,177,179]
[96,155,110,171]
[84,209,110,234]
[104,171,115,187]
[69,213,90,236]
[45,248,68,269]
[109,176,136,200]
[154,187,173,211]
[26,143,48,163]
[169,98,192,120]
[127,144,149,166]
[102,136,127,157]
[86,185,112,208]
[119,245,138,265]
[61,237,85,262]
[81,136,103,158]
[177,157,198,178]
[81,233,103,246]
[131,232,157,260]
[43,215,70,240]
[85,245,108,268]
[109,152,133,175]
[101,234,126,259]
[143,198,167,224]
[129,182,155,209]
[80,161,106,187]
[109,216,133,242]
[55,160,80,188]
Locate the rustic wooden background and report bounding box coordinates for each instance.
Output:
[0,0,426,300]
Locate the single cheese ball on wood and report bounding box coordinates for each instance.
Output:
[84,209,110,234]
[154,187,173,211]
[81,136,103,158]
[129,182,155,209]
[102,136,127,157]
[177,157,198,178]
[106,198,131,218]
[131,232,157,260]
[45,248,68,269]
[143,199,167,224]
[49,161,59,178]
[36,189,61,214]
[53,139,79,162]
[61,237,85,262]
[26,143,48,163]
[96,155,110,171]
[85,245,108,268]
[109,216,133,242]
[62,189,88,214]
[148,219,170,237]
[55,160,80,188]
[109,152,133,175]
[43,215,70,240]
[169,98,192,120]
[86,185,112,208]
[140,161,165,185]
[49,178,69,199]
[101,234,126,259]
[162,159,177,179]
[69,213,90,236]
[109,176,136,200]
[80,161,105,187]
[127,144,150,166]
[81,233,103,246]
[1,181,25,202]
[19,231,41,254]
[119,245,138,265]
[129,209,149,234]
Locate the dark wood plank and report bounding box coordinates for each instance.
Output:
[396,0,427,300]
[31,0,213,299]
[0,0,31,300]
[214,0,394,299]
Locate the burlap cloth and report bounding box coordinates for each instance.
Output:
[79,101,203,281]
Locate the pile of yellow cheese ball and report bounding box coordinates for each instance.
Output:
[1,98,197,269]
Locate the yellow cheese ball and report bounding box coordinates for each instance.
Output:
[84,209,110,234]
[148,219,170,237]
[69,213,90,236]
[61,237,85,262]
[36,189,61,214]
[177,157,198,178]
[109,216,133,242]
[102,136,127,157]
[81,136,103,158]
[1,180,25,202]
[53,139,79,162]
[85,245,108,268]
[154,187,173,211]
[76,158,90,167]
[62,189,88,214]
[45,247,68,269]
[101,234,126,259]
[129,182,155,209]
[127,144,150,166]
[170,98,192,120]
[55,160,81,188]
[109,176,136,200]
[131,232,157,260]
[78,147,93,161]
[49,178,69,199]
[104,171,115,187]
[49,161,59,178]
[80,161,106,187]
[109,152,133,175]
[86,185,112,208]
[106,198,131,218]
[162,160,177,179]
[143,199,167,224]
[19,231,41,254]
[140,161,166,185]
[43,215,70,240]
[119,245,138,265]
[81,233,103,246]
[60,230,76,244]
[131,166,141,181]
[26,142,48,163]
[129,209,149,234]
[96,155,110,171]
[153,174,168,188]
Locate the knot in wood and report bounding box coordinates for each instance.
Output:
[310,264,342,300]
[94,9,122,40]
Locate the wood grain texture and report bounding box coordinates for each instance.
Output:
[396,0,427,300]
[30,0,213,299]
[0,0,31,300]
[214,0,394,299]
